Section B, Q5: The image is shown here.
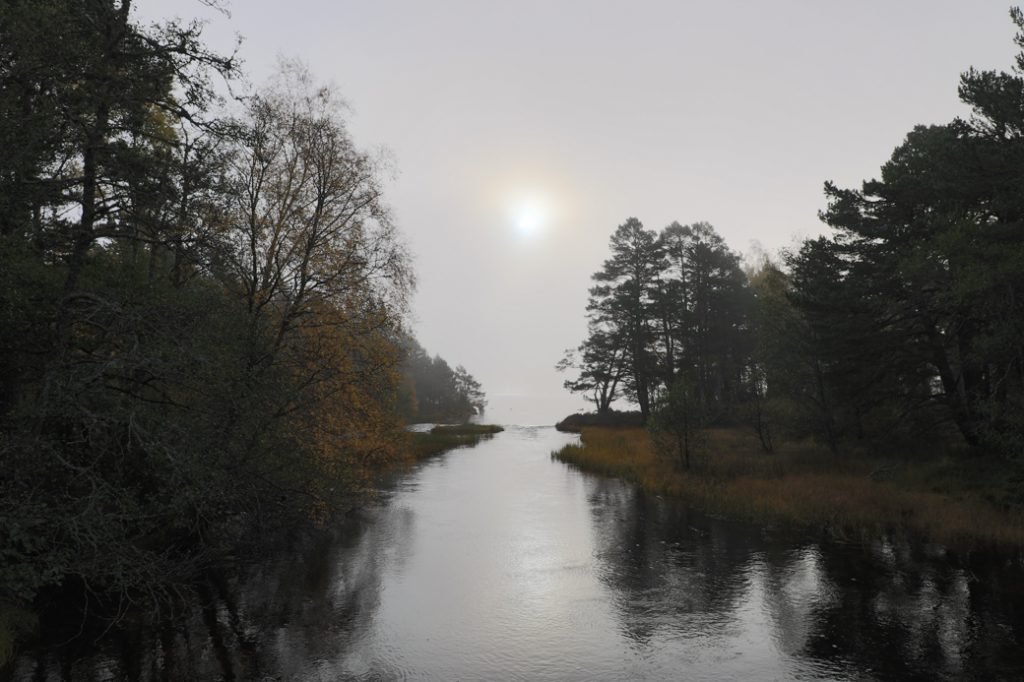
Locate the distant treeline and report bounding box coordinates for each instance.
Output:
[559,9,1024,458]
[0,0,484,651]
[397,338,486,423]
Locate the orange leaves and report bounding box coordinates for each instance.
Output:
[278,301,406,509]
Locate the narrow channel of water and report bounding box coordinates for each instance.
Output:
[14,425,1024,681]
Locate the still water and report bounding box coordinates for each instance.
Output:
[16,425,1024,681]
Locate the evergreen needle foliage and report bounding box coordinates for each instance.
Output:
[560,9,1024,467]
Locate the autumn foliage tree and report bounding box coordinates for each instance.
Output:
[0,3,416,645]
[214,63,414,500]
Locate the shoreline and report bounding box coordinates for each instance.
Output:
[552,427,1024,551]
[408,424,504,460]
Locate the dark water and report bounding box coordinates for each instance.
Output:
[14,426,1024,681]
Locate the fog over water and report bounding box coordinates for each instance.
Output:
[139,0,1014,406]
[478,393,588,426]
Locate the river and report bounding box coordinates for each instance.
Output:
[13,424,1024,681]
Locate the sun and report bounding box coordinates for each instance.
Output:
[511,199,547,239]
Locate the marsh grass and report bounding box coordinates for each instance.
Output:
[430,424,505,436]
[552,427,1024,549]
[410,424,504,459]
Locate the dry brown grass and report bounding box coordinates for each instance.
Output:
[552,427,1024,549]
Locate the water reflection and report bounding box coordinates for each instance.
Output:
[584,478,1024,681]
[12,427,1024,681]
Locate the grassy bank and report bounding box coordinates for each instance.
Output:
[555,410,644,432]
[552,427,1024,549]
[410,424,504,459]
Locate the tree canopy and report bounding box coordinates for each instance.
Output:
[562,8,1024,461]
[561,219,752,427]
[0,1,484,646]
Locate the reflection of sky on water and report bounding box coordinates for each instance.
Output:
[16,426,1024,681]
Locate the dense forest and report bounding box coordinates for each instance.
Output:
[559,10,1024,461]
[0,0,484,655]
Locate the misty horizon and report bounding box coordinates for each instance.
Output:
[135,0,1016,413]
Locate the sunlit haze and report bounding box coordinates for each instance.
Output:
[511,197,547,239]
[139,0,1015,421]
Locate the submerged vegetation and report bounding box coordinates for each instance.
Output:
[553,427,1024,549]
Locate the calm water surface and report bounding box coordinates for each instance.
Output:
[16,425,1024,681]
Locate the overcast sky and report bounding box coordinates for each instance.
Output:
[141,1,1016,421]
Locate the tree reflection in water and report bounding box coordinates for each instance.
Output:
[15,488,414,682]
[584,479,1024,681]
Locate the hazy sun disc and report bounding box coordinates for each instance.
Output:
[514,202,546,237]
